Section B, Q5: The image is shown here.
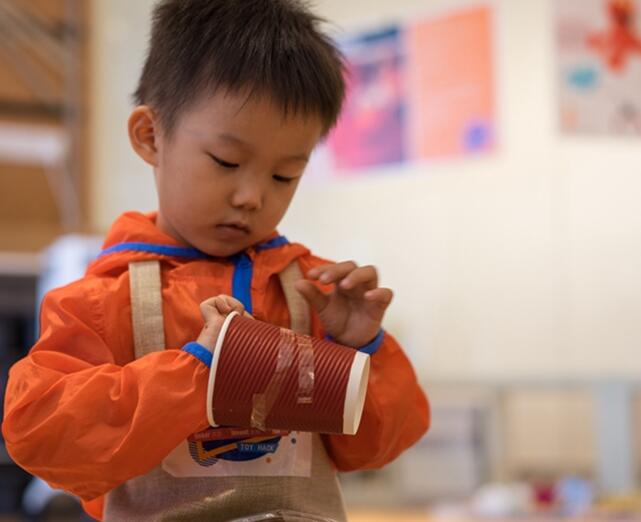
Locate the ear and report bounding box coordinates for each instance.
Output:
[128,105,160,167]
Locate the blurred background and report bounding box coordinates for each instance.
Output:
[1,0,641,520]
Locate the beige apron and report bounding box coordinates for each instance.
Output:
[103,260,347,522]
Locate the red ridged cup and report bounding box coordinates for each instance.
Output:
[206,312,370,435]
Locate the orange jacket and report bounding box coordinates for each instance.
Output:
[2,211,429,521]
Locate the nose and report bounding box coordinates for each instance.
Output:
[229,175,263,211]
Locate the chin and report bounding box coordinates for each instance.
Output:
[197,240,250,258]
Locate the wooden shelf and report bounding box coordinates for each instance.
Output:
[0,252,41,277]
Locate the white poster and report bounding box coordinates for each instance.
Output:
[556,0,641,135]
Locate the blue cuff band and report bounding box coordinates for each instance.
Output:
[357,329,385,355]
[182,342,213,367]
[325,329,385,355]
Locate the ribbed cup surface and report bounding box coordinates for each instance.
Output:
[211,316,354,434]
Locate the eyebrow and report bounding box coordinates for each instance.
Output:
[218,132,310,163]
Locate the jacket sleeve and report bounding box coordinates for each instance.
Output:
[322,332,430,471]
[1,279,211,502]
[297,255,430,471]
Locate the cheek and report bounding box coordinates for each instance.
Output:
[181,177,232,225]
[162,156,211,199]
[269,188,297,218]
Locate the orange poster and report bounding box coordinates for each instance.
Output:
[406,6,495,159]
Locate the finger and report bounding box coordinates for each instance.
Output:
[309,261,358,285]
[200,297,223,321]
[364,287,394,308]
[295,279,331,313]
[216,295,245,315]
[306,266,322,280]
[199,296,219,308]
[200,295,244,323]
[339,265,378,291]
[213,296,232,315]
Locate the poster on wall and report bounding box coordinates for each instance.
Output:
[327,27,406,172]
[406,6,496,160]
[556,0,641,135]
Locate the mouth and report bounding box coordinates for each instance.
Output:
[217,222,251,234]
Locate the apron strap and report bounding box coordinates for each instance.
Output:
[277,261,311,335]
[128,259,310,359]
[129,260,166,357]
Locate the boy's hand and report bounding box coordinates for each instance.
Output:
[295,262,393,348]
[196,295,248,351]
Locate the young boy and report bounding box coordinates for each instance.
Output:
[2,1,429,520]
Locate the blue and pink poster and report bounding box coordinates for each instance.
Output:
[328,27,406,172]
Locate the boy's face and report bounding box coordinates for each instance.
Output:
[145,91,323,257]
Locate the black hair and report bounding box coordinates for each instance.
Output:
[134,0,346,136]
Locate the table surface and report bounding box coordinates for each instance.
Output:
[347,511,635,522]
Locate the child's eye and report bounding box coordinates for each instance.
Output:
[210,154,239,169]
[273,174,296,183]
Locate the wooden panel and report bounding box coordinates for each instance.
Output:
[0,0,89,241]
[0,54,30,102]
[0,0,70,113]
[0,221,61,252]
[502,389,596,477]
[0,163,59,222]
[0,161,62,251]
[17,0,68,24]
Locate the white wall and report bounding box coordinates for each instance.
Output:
[89,0,641,380]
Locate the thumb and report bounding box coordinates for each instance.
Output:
[295,279,330,314]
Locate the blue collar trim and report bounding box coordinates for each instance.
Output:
[99,237,289,259]
[100,242,210,259]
